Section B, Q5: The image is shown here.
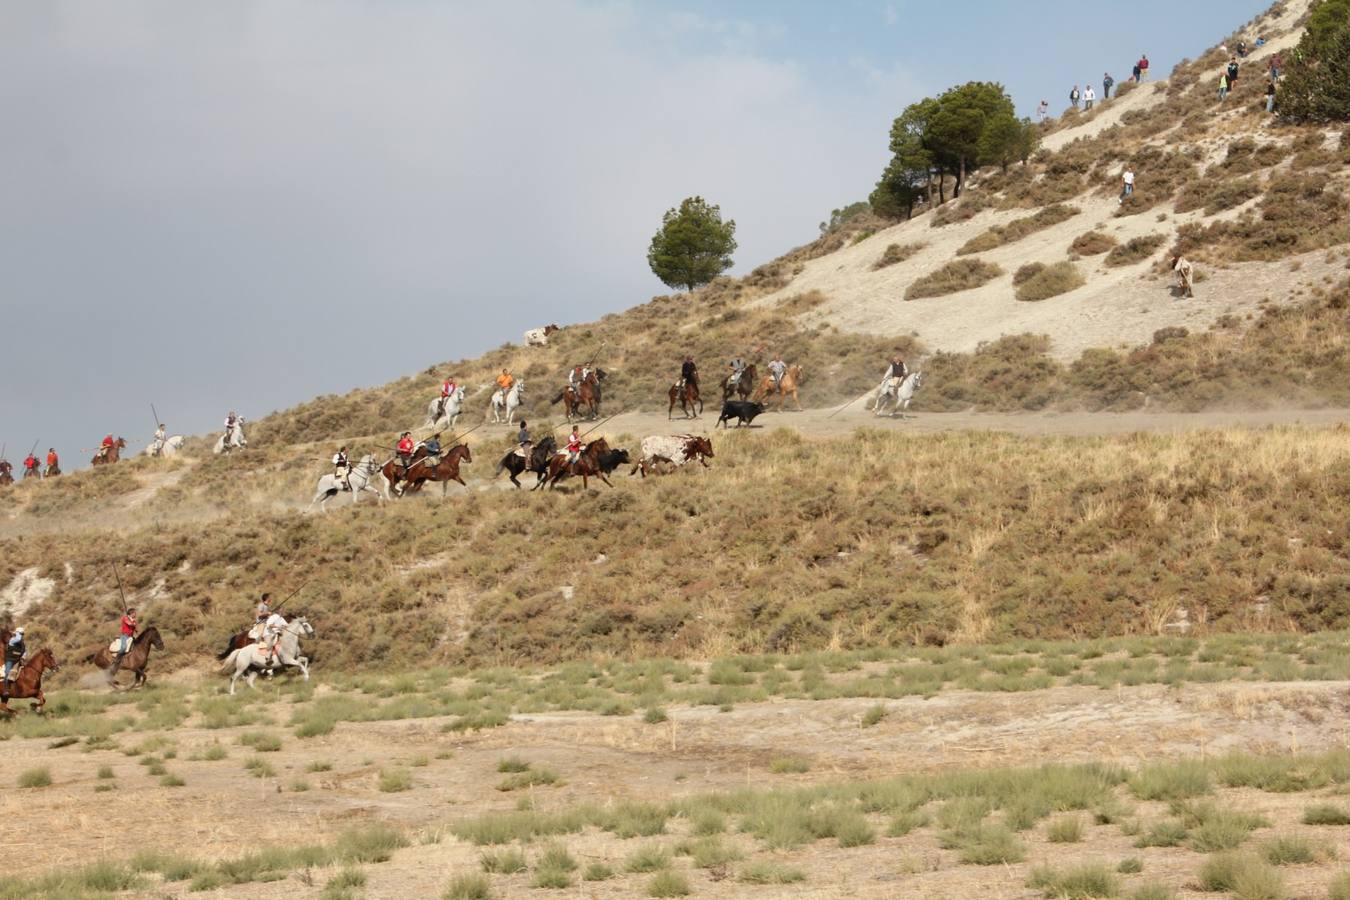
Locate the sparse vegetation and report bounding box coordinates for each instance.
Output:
[905,258,1003,299]
[1070,230,1118,255]
[1014,261,1085,301]
[1104,234,1166,267]
[958,205,1079,255]
[18,767,51,788]
[872,242,926,270]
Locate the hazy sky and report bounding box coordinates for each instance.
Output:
[0,0,1267,466]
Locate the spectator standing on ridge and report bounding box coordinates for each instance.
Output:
[1036,99,1049,121]
[1103,72,1115,99]
[1084,85,1096,110]
[1269,53,1282,82]
[1070,85,1081,109]
[1132,61,1142,82]
[1227,57,1240,89]
[1120,167,1135,204]
[1219,71,1230,101]
[1266,80,1276,113]
[1237,40,1248,58]
[1138,54,1150,81]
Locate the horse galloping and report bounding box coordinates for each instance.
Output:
[86,625,165,689]
[402,444,473,496]
[310,454,388,512]
[721,364,758,402]
[0,647,59,715]
[553,369,606,421]
[541,437,614,490]
[424,386,467,429]
[219,618,314,694]
[668,380,702,419]
[754,364,805,412]
[0,461,14,486]
[145,435,186,458]
[496,435,556,489]
[874,371,925,418]
[214,419,248,454]
[489,381,526,424]
[91,437,127,466]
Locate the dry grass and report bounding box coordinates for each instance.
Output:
[958,205,1080,255]
[1070,230,1118,255]
[1014,262,1086,301]
[1104,234,1167,267]
[905,259,1004,300]
[872,242,926,270]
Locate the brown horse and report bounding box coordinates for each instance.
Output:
[0,647,59,715]
[0,461,12,486]
[668,380,703,419]
[380,446,428,496]
[85,625,164,689]
[541,438,613,490]
[721,364,757,402]
[403,444,473,496]
[91,437,127,466]
[754,364,805,412]
[45,462,61,477]
[553,370,606,421]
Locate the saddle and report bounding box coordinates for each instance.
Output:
[107,638,130,654]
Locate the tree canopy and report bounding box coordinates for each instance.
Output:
[870,81,1038,218]
[1279,0,1350,121]
[647,197,737,292]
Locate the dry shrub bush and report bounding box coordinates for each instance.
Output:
[957,205,1080,255]
[872,243,926,270]
[1171,173,1350,263]
[1219,137,1290,175]
[1113,147,1200,217]
[1070,231,1118,255]
[930,193,992,228]
[776,291,828,315]
[905,259,1004,300]
[1290,131,1339,171]
[1104,234,1167,267]
[1174,176,1263,215]
[1014,262,1085,302]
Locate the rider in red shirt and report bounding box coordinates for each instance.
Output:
[565,427,582,466]
[23,454,38,476]
[110,608,137,678]
[397,432,416,471]
[45,449,58,471]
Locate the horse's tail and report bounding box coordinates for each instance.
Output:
[216,636,237,661]
[550,390,565,405]
[495,453,512,477]
[219,648,242,672]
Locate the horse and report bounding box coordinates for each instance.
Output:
[145,435,185,458]
[755,364,805,412]
[45,462,60,477]
[496,435,556,489]
[86,625,165,689]
[380,446,428,497]
[541,437,613,490]
[214,419,248,454]
[721,364,758,402]
[668,380,703,419]
[22,463,40,480]
[0,460,14,486]
[401,444,473,496]
[90,437,127,466]
[553,369,606,421]
[424,386,467,429]
[0,647,59,715]
[309,454,387,512]
[874,371,925,418]
[489,381,525,424]
[219,618,313,694]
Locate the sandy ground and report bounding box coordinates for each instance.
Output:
[5,677,1349,897]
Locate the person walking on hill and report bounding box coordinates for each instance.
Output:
[1084,85,1096,111]
[1227,57,1240,89]
[1120,167,1135,204]
[1219,71,1230,101]
[1137,54,1150,81]
[1132,62,1141,82]
[1103,72,1115,99]
[1171,255,1195,298]
[1269,53,1283,82]
[1069,85,1081,109]
[1036,99,1049,121]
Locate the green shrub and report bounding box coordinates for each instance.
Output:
[625,845,671,873]
[479,848,527,874]
[1116,858,1142,874]
[738,860,806,884]
[1135,820,1187,848]
[1197,852,1284,898]
[1259,834,1326,865]
[442,873,493,900]
[378,768,412,793]
[1070,230,1118,255]
[1028,862,1120,898]
[861,703,888,727]
[1302,803,1350,825]
[872,242,926,270]
[647,870,691,897]
[1127,886,1175,900]
[905,259,1003,300]
[1104,234,1167,267]
[644,707,669,724]
[1046,815,1085,843]
[1128,761,1211,800]
[238,731,282,752]
[18,768,51,788]
[948,823,1025,865]
[1015,261,1085,301]
[496,756,530,773]
[768,756,811,774]
[1330,872,1350,900]
[583,862,615,881]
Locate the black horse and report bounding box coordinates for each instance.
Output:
[495,436,557,489]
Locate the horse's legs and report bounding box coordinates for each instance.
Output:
[598,472,613,488]
[34,690,44,713]
[246,671,258,690]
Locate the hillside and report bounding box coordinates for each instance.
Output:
[2,0,1349,680]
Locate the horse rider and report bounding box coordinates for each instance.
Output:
[885,356,908,383]
[568,365,585,392]
[256,593,272,625]
[397,432,416,473]
[439,375,458,418]
[768,356,787,387]
[223,410,238,443]
[110,607,137,678]
[680,355,698,390]
[728,356,747,387]
[333,446,351,491]
[3,627,25,686]
[423,433,442,462]
[262,608,288,666]
[151,423,167,456]
[516,421,532,458]
[98,433,116,460]
[565,425,582,467]
[45,448,59,474]
[22,453,39,479]
[496,369,515,395]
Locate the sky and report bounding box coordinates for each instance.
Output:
[0,0,1270,468]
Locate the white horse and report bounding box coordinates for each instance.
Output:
[424,386,466,429]
[144,435,185,457]
[309,454,387,512]
[220,617,313,694]
[213,419,248,454]
[874,372,925,418]
[488,380,525,424]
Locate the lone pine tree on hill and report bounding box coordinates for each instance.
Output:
[647,196,737,291]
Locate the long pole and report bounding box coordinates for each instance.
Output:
[577,409,624,441]
[272,581,308,613]
[111,563,130,614]
[826,387,874,419]
[151,403,160,429]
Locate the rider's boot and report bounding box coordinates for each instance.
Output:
[108,652,125,683]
